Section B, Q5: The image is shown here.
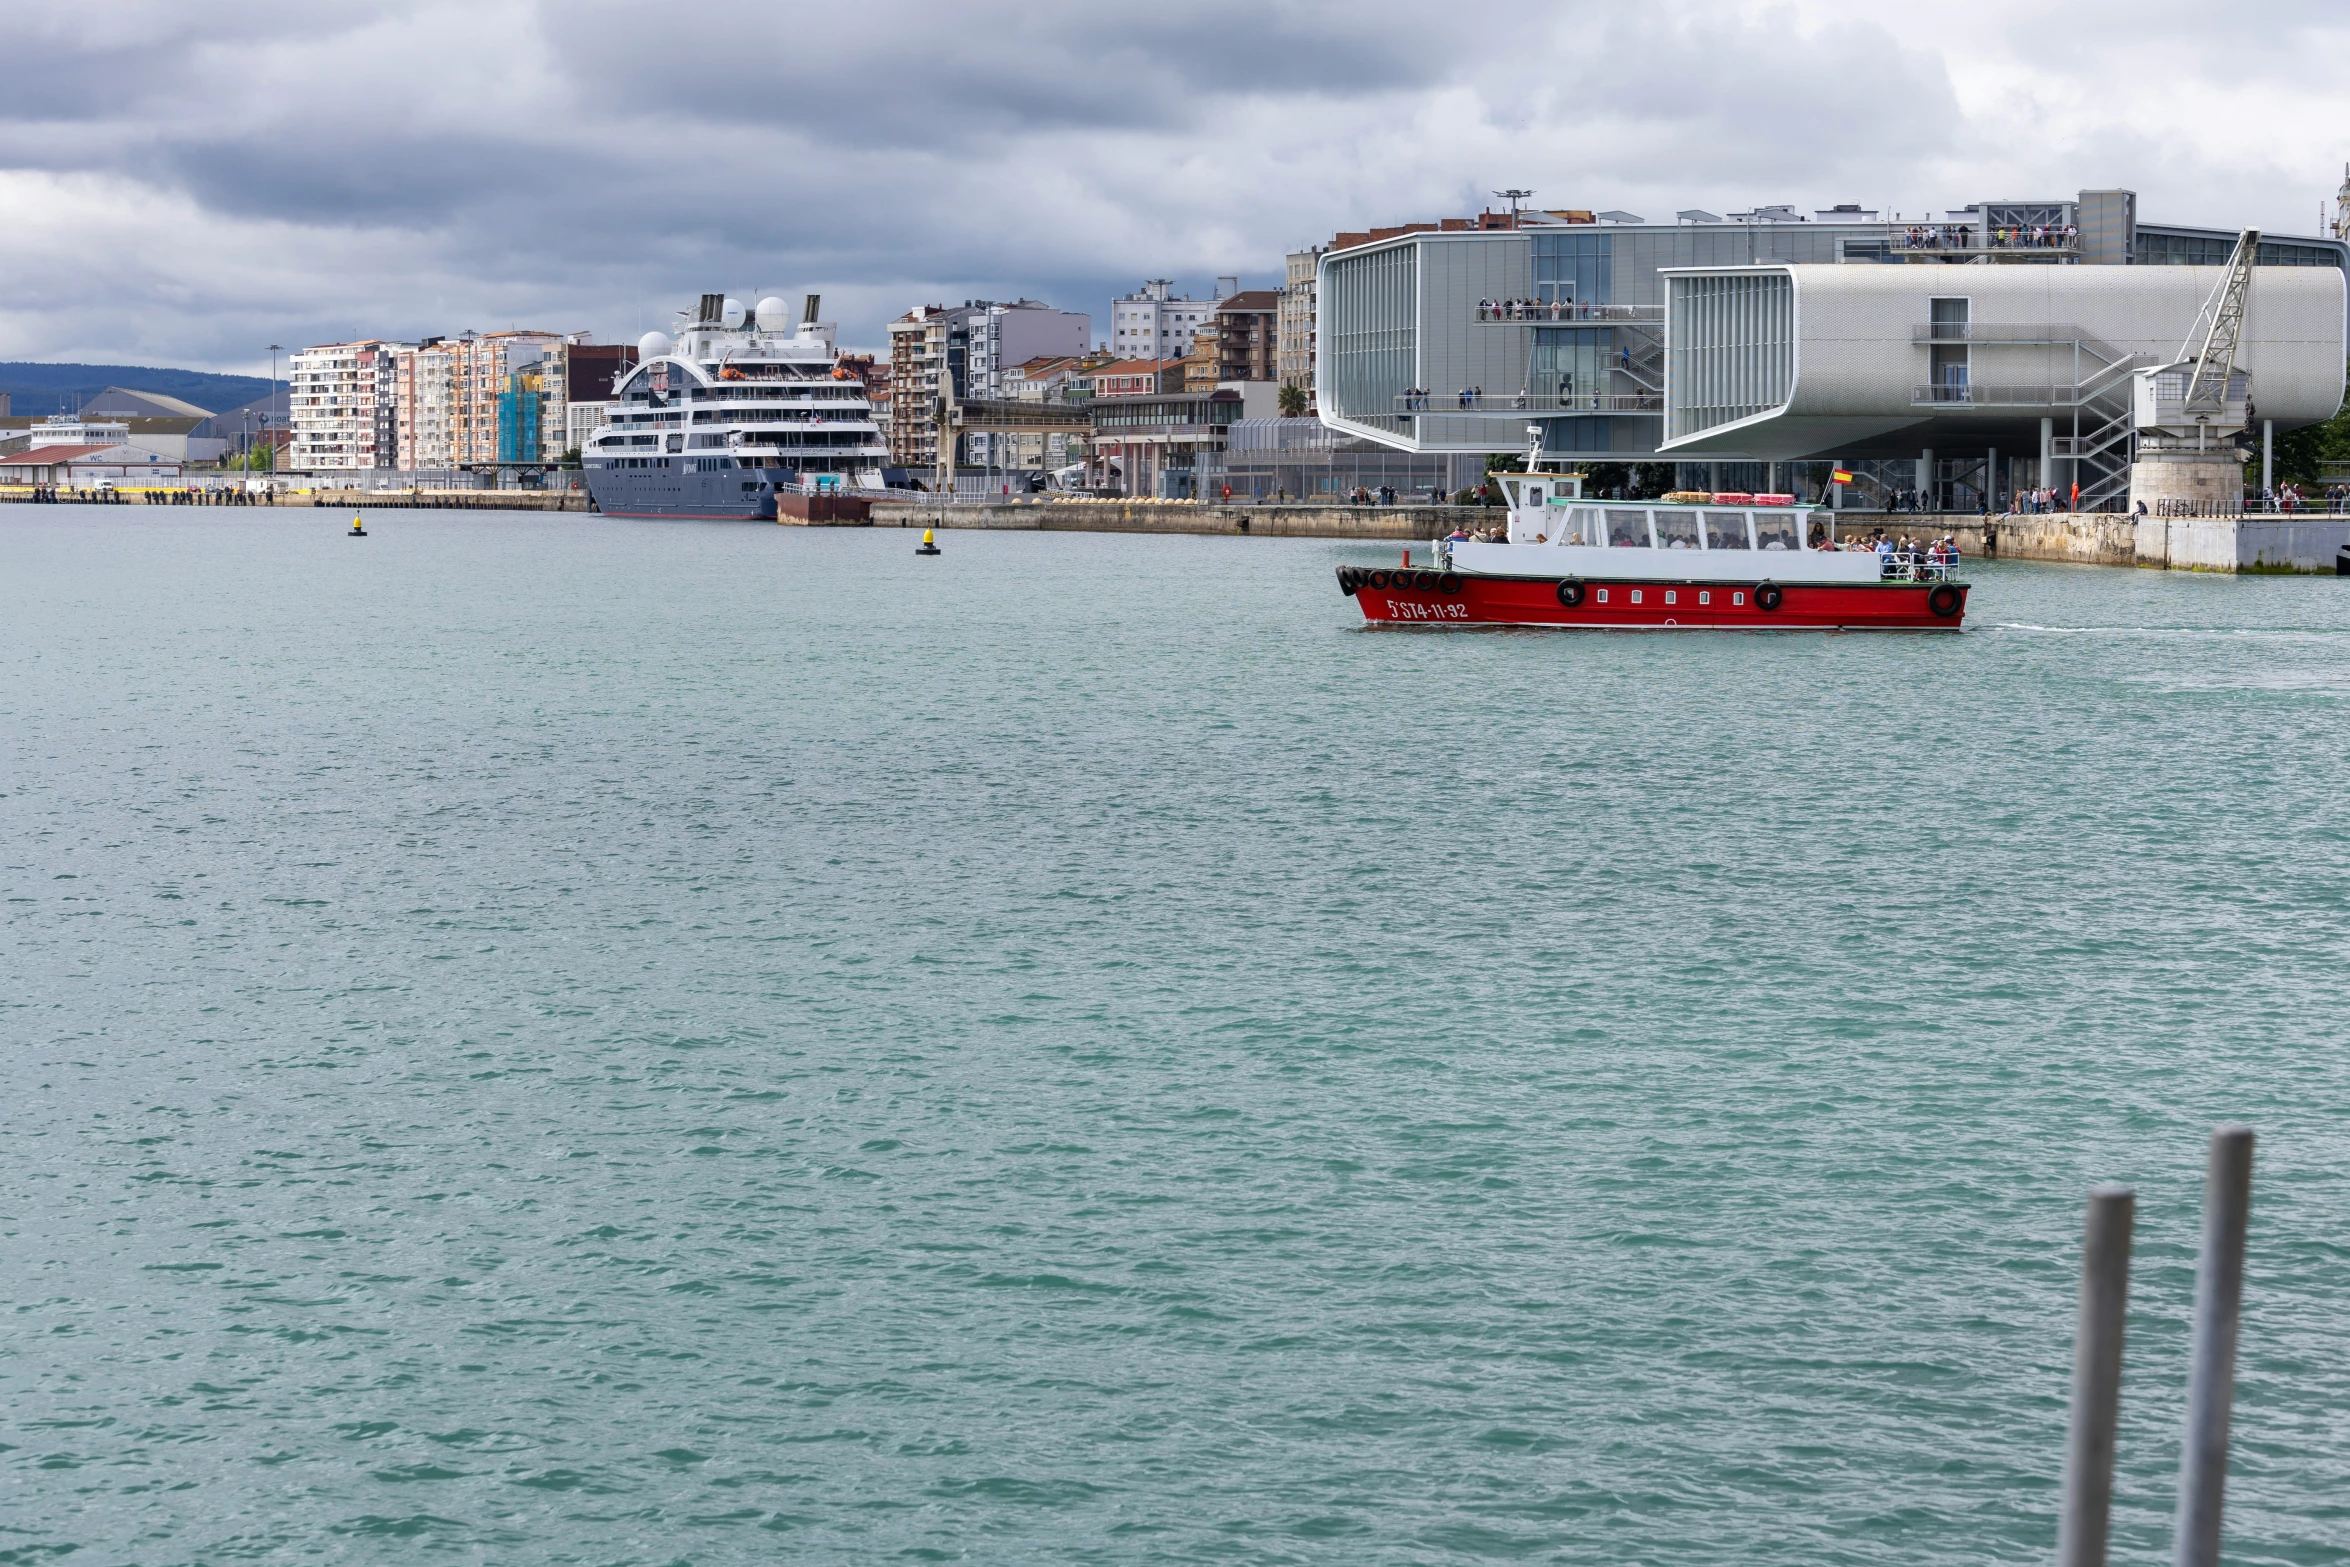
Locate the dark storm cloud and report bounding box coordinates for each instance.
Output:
[549,0,1452,145]
[0,0,2342,371]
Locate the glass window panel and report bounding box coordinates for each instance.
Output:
[1565,506,1606,546]
[1703,511,1752,549]
[1753,510,1801,551]
[1653,509,1701,550]
[1606,509,1653,547]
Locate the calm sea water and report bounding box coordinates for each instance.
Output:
[4,507,2348,1565]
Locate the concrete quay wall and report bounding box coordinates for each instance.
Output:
[2130,515,2350,573]
[310,488,590,512]
[1831,510,2350,572]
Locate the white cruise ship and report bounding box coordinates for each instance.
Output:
[583,292,887,519]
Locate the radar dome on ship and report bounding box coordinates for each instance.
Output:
[755,297,789,333]
[639,330,673,360]
[721,297,744,328]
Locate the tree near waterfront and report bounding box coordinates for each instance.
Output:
[2269,367,2350,484]
[1277,384,1307,418]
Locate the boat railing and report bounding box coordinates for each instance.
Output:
[1877,556,1961,581]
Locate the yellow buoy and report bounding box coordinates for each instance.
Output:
[916,527,941,556]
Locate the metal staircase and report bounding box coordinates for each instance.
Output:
[1612,325,1666,395]
[2050,355,2145,511]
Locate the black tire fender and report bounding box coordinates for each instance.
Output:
[1555,579,1586,607]
[1366,569,1390,591]
[1437,572,1462,594]
[1928,583,1963,618]
[1755,582,1785,612]
[1412,569,1438,591]
[1338,567,1360,597]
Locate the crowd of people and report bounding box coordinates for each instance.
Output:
[1476,298,1617,322]
[2251,482,2344,514]
[1820,529,1963,574]
[1897,222,2078,251]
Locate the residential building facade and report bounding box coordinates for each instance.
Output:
[1280,247,1324,401]
[1109,279,1235,362]
[886,305,950,473]
[289,339,410,470]
[889,299,1091,473]
[394,330,574,470]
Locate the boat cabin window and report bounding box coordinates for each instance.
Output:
[1753,512,1801,551]
[1605,509,1652,548]
[1654,510,1701,550]
[1562,506,1606,546]
[1703,511,1752,550]
[1523,483,1546,509]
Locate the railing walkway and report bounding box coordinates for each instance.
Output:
[1473,303,1663,325]
[1397,391,1660,415]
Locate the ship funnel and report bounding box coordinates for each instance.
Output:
[801,294,821,327]
[697,293,725,325]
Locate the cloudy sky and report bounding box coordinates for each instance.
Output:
[4,0,2346,372]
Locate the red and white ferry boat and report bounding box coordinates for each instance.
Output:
[1343,470,1968,631]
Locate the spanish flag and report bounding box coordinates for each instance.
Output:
[1831,468,1854,485]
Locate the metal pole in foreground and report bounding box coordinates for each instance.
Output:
[2172,1125,2256,1567]
[2058,1184,2135,1567]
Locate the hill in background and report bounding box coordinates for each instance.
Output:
[0,362,274,418]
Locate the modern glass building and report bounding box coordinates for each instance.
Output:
[1316,189,2349,507]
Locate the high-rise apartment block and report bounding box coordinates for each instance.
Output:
[1279,247,1323,399]
[287,340,410,470]
[392,330,576,470]
[886,305,950,473]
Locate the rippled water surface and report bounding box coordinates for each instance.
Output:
[5,507,2349,1564]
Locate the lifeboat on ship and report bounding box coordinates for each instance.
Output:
[1340,469,1968,631]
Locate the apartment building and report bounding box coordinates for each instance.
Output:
[1109,278,1235,362]
[393,330,575,469]
[1181,290,1280,391]
[886,305,950,472]
[288,340,410,470]
[1279,247,1324,399]
[888,299,1091,471]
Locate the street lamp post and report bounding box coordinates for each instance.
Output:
[268,345,282,475]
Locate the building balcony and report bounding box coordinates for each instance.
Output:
[1893,232,2077,257]
[1910,382,2102,407]
[1393,391,1661,415]
[1475,303,1662,325]
[1912,322,2115,345]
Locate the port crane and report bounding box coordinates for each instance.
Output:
[2133,229,2258,450]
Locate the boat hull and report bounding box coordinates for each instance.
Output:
[1345,569,1967,630]
[586,460,797,521]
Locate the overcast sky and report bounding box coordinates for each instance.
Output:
[4,0,2346,373]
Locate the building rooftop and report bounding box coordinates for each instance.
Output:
[79,386,216,419]
[0,442,165,465]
